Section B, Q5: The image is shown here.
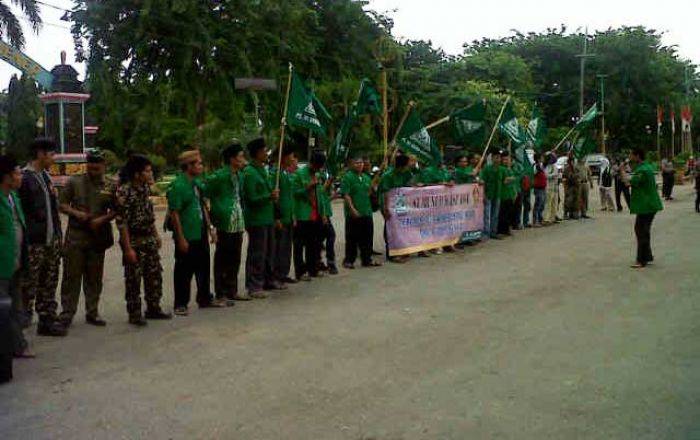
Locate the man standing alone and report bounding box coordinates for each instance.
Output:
[342,156,381,269]
[627,148,663,269]
[204,142,248,304]
[660,157,675,201]
[18,139,66,336]
[58,150,115,328]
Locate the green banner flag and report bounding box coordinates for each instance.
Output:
[576,103,599,129]
[512,146,534,177]
[451,101,486,147]
[286,71,331,136]
[572,134,596,160]
[397,108,441,165]
[355,79,382,117]
[327,113,355,176]
[526,108,547,151]
[498,101,527,146]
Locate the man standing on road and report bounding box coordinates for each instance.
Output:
[613,158,631,212]
[203,142,248,304]
[543,153,559,225]
[58,150,115,328]
[563,152,581,220]
[599,161,615,212]
[292,151,326,280]
[532,154,547,227]
[342,156,381,269]
[576,159,593,219]
[627,148,663,269]
[241,138,281,297]
[479,152,504,239]
[497,152,517,237]
[0,155,34,383]
[18,139,66,336]
[660,157,675,201]
[380,153,414,263]
[270,149,295,287]
[115,155,172,326]
[318,167,338,275]
[168,150,220,314]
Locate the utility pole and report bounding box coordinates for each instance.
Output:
[576,28,596,118]
[597,74,608,155]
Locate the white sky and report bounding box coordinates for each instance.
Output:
[1,0,698,90]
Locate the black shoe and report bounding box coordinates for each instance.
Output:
[282,277,299,284]
[37,320,68,337]
[342,262,355,270]
[86,316,107,327]
[144,309,173,320]
[328,265,339,275]
[129,316,148,327]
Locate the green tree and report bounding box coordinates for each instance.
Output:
[6,73,40,158]
[0,0,41,48]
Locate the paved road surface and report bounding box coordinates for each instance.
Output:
[1,185,699,439]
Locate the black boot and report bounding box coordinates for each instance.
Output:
[144,309,172,320]
[128,315,148,327]
[37,319,68,337]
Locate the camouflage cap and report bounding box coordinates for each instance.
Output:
[86,148,105,163]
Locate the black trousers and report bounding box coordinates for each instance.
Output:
[174,238,212,308]
[634,213,656,265]
[294,220,321,278]
[214,231,243,300]
[512,192,523,228]
[498,199,514,235]
[696,190,700,212]
[662,172,675,199]
[344,216,373,266]
[320,222,336,266]
[246,225,275,292]
[522,190,532,226]
[273,223,293,282]
[615,179,631,211]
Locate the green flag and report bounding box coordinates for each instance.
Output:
[512,146,534,177]
[354,79,382,117]
[286,71,331,136]
[576,103,599,129]
[397,108,441,165]
[451,101,486,147]
[526,108,547,151]
[327,113,354,176]
[571,134,596,160]
[498,101,527,146]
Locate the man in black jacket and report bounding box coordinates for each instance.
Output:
[18,139,67,336]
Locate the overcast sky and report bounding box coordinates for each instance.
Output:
[1,0,698,89]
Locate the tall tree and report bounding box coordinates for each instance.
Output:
[6,73,40,158]
[0,0,41,48]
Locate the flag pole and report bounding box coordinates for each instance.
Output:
[475,96,511,172]
[386,100,416,166]
[425,115,451,130]
[381,66,389,161]
[552,125,578,153]
[276,63,294,190]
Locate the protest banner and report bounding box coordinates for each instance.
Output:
[385,184,484,256]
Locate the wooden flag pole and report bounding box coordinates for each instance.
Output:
[386,100,416,166]
[381,67,389,161]
[475,96,511,172]
[552,125,578,153]
[425,115,451,131]
[276,63,294,190]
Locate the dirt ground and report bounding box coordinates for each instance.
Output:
[1,184,699,440]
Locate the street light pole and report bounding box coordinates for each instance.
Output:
[576,28,596,118]
[598,74,607,155]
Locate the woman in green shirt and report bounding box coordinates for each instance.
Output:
[627,148,663,269]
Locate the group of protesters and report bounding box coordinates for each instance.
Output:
[0,134,678,382]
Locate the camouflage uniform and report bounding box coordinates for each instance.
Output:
[576,162,592,216]
[115,182,163,318]
[24,239,61,319]
[59,174,115,323]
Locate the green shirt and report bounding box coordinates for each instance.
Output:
[341,170,373,218]
[630,161,664,215]
[241,163,275,227]
[319,172,334,218]
[291,166,323,221]
[454,166,476,184]
[203,167,245,233]
[270,167,294,224]
[0,192,25,280]
[479,164,503,201]
[167,173,205,241]
[499,166,517,201]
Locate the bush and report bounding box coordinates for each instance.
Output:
[146,153,168,178]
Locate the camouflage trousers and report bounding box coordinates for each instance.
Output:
[22,238,61,321]
[124,237,163,318]
[59,241,106,323]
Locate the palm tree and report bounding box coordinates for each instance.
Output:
[0,0,41,48]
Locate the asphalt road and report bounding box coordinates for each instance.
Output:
[1,184,699,439]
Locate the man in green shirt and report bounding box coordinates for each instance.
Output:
[379,153,414,263]
[454,155,476,184]
[497,152,517,237]
[479,151,504,239]
[0,155,32,382]
[271,149,296,286]
[168,150,219,314]
[204,142,247,304]
[291,151,326,280]
[342,156,381,269]
[627,148,664,269]
[242,138,280,296]
[58,150,115,327]
[318,167,338,275]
